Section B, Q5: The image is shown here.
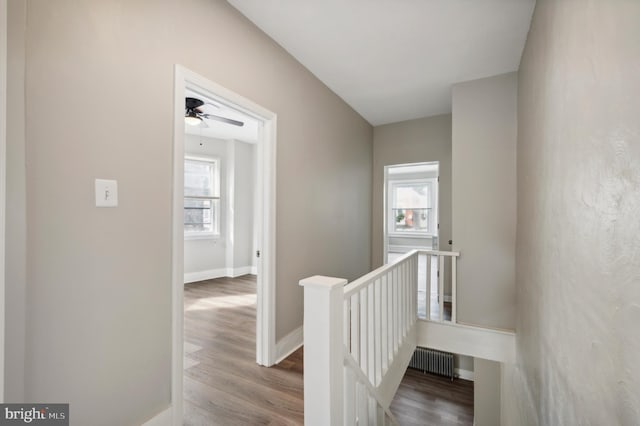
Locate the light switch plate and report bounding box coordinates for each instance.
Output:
[95,179,118,207]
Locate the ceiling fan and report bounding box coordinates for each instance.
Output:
[185,97,244,127]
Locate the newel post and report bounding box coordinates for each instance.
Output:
[299,275,348,426]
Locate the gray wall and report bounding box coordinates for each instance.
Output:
[507,1,640,424]
[4,0,26,402]
[452,73,517,330]
[474,358,501,426]
[233,141,256,269]
[372,114,452,268]
[9,0,372,424]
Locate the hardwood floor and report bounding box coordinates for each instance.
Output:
[183,275,473,425]
[390,369,474,426]
[183,275,303,425]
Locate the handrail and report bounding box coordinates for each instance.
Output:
[343,250,414,297]
[343,249,459,298]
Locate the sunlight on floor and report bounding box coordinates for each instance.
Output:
[184,294,256,311]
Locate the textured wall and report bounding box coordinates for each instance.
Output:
[452,73,518,330]
[16,0,372,424]
[512,0,640,424]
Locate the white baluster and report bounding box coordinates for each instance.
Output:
[401,262,406,337]
[452,256,457,324]
[344,366,356,426]
[439,255,445,322]
[381,274,388,374]
[358,381,368,425]
[426,254,431,320]
[344,299,349,348]
[367,284,375,382]
[360,289,368,374]
[387,271,393,362]
[374,279,382,385]
[350,293,359,364]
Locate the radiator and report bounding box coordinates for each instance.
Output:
[408,347,455,381]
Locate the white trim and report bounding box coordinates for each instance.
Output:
[171,66,186,426]
[0,0,7,402]
[225,140,235,277]
[172,65,277,426]
[183,268,227,284]
[184,266,256,283]
[227,266,254,278]
[183,232,220,241]
[141,406,172,426]
[274,326,303,364]
[251,266,258,275]
[388,233,437,240]
[456,368,475,381]
[388,244,434,253]
[416,320,515,364]
[256,108,277,367]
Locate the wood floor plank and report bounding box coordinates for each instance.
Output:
[184,275,473,425]
[183,276,304,425]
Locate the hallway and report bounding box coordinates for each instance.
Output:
[183,276,472,425]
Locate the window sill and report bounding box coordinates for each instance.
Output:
[184,233,220,241]
[388,233,436,239]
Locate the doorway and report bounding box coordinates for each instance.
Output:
[384,162,439,264]
[172,65,277,424]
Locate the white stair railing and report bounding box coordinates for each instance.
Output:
[417,250,460,323]
[300,251,421,426]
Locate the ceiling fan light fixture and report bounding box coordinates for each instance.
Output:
[185,111,202,126]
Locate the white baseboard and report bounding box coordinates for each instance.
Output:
[444,295,452,303]
[226,266,254,278]
[251,266,257,275]
[184,266,255,283]
[141,406,172,426]
[275,326,303,364]
[456,367,474,381]
[184,268,227,284]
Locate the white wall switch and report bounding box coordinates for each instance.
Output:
[95,179,118,207]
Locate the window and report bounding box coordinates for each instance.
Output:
[184,157,220,238]
[389,179,436,235]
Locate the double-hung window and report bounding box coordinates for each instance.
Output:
[184,156,220,238]
[388,179,437,235]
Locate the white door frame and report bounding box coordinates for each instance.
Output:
[171,65,277,425]
[0,0,8,402]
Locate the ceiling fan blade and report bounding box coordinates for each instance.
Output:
[200,113,244,127]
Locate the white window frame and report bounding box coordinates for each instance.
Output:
[183,155,220,240]
[387,178,438,237]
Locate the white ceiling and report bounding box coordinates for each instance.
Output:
[227,0,535,125]
[184,88,259,143]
